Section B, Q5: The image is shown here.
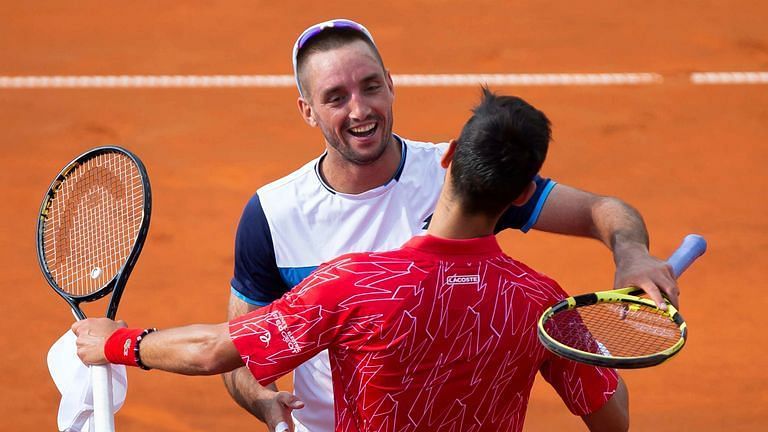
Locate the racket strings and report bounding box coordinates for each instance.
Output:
[544,302,681,358]
[42,152,144,296]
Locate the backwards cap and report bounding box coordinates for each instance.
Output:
[291,18,377,97]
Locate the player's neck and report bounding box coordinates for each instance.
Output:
[427,190,500,239]
[319,136,401,194]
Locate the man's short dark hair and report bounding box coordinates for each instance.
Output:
[295,28,386,98]
[451,87,551,215]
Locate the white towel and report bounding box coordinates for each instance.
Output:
[48,330,128,432]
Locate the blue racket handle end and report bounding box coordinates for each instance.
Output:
[666,234,707,279]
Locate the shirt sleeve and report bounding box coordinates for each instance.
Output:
[228,258,357,385]
[494,175,557,233]
[230,193,290,306]
[535,274,620,416]
[539,353,620,416]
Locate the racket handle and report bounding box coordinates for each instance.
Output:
[667,234,707,278]
[92,364,116,432]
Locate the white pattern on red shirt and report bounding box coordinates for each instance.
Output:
[230,235,618,431]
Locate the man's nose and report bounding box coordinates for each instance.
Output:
[348,93,372,120]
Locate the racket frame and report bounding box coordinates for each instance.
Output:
[37,145,151,432]
[537,287,688,369]
[36,145,152,319]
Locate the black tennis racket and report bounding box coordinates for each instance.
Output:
[37,146,151,431]
[537,234,706,369]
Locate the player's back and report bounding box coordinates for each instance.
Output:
[328,235,566,432]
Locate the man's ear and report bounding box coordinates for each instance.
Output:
[511,181,537,206]
[385,70,395,96]
[440,139,458,169]
[297,97,317,127]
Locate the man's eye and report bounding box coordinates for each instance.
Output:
[366,84,381,92]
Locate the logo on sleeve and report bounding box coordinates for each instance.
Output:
[259,331,271,346]
[446,275,480,285]
[265,311,301,353]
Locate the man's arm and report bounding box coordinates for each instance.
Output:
[533,184,679,309]
[72,318,243,374]
[223,294,303,429]
[226,193,306,430]
[72,296,304,430]
[581,376,629,432]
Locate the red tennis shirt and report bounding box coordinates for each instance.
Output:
[229,234,618,431]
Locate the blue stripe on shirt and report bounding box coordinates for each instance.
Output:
[279,266,318,288]
[230,287,272,306]
[521,180,557,232]
[230,193,290,305]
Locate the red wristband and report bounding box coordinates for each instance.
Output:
[104,327,143,367]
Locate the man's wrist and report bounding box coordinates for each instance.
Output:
[611,237,648,264]
[104,327,157,369]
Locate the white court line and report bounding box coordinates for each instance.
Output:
[691,72,768,84]
[393,73,663,86]
[0,75,295,88]
[0,72,765,88]
[0,73,662,88]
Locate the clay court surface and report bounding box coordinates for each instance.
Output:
[1,1,766,430]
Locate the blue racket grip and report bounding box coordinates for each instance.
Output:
[666,234,707,279]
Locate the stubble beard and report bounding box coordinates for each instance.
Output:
[321,112,395,166]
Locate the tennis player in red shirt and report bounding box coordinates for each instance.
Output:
[74,88,629,431]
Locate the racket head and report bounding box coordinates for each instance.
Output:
[537,287,687,369]
[36,146,151,318]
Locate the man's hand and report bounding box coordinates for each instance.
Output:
[222,367,304,431]
[71,318,127,365]
[267,391,305,432]
[613,243,678,310]
[533,185,679,310]
[224,294,305,428]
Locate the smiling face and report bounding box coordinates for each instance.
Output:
[297,40,395,166]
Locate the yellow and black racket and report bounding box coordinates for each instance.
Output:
[537,234,706,369]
